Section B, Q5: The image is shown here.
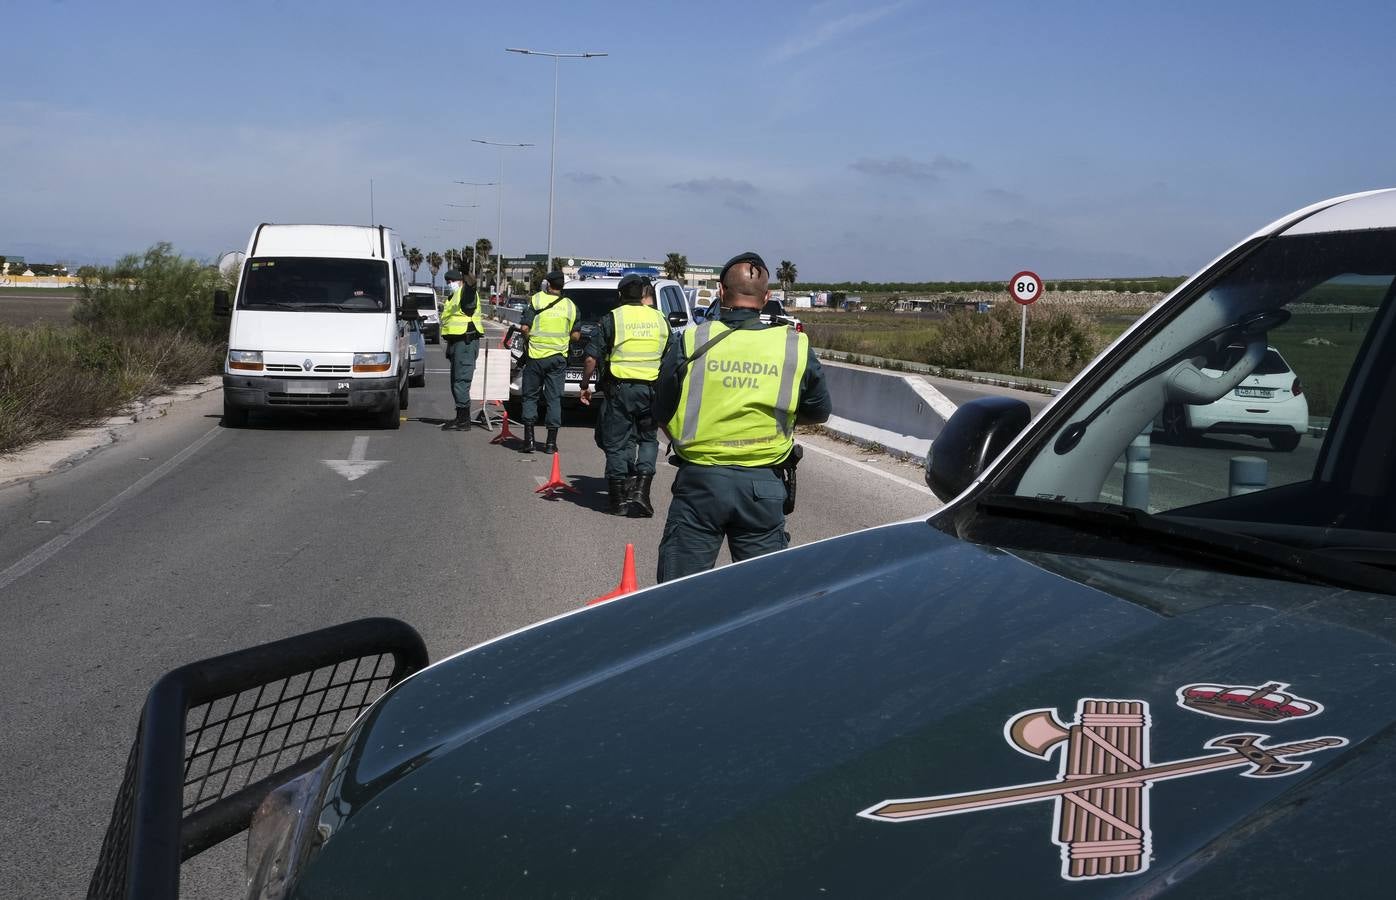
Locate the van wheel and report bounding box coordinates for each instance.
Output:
[1269,432,1302,452]
[222,396,248,428]
[379,389,402,429]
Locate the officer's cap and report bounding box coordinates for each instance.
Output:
[443,269,464,282]
[617,274,648,300]
[544,271,566,289]
[719,251,768,283]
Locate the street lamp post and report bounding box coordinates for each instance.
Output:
[470,141,532,298]
[505,47,607,270]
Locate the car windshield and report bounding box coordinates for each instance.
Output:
[564,287,621,324]
[968,228,1396,584]
[410,292,436,311]
[240,257,390,312]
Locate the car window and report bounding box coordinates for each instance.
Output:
[1006,230,1395,528]
[410,292,436,311]
[563,287,620,324]
[661,286,687,318]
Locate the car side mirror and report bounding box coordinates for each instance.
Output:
[398,304,421,321]
[213,289,231,316]
[926,396,1032,501]
[668,310,689,327]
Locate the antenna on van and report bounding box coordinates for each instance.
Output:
[370,178,376,226]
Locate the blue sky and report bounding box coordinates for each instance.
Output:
[3,0,1395,280]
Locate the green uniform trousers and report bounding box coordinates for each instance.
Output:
[521,355,566,427]
[656,464,789,583]
[445,335,479,411]
[598,381,658,479]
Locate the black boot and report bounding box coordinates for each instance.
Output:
[543,427,559,455]
[630,474,655,518]
[606,478,630,516]
[441,408,470,431]
[521,424,535,453]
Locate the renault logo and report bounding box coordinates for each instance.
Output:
[303,359,313,371]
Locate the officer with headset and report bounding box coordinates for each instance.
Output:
[579,274,671,516]
[652,251,831,581]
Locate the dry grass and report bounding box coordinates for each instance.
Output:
[0,324,221,454]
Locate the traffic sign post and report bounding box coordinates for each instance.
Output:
[1009,270,1042,371]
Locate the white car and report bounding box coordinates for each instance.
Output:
[1157,344,1308,450]
[508,276,696,400]
[406,283,440,343]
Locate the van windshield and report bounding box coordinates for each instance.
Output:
[240,258,390,312]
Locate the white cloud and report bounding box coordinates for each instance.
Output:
[771,1,910,63]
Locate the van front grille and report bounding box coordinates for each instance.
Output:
[265,364,302,372]
[314,365,351,373]
[267,392,350,407]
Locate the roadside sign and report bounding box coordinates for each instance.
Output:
[1010,270,1042,305]
[1009,270,1043,371]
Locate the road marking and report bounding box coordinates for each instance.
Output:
[906,378,959,421]
[0,426,223,591]
[322,435,387,481]
[802,442,934,495]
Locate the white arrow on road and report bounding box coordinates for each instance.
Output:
[322,436,387,481]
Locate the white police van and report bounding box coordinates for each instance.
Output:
[508,266,697,400]
[215,224,415,429]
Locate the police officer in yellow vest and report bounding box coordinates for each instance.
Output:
[652,252,832,582]
[519,271,580,453]
[439,269,484,431]
[579,274,671,516]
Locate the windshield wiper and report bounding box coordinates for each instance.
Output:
[243,301,302,310]
[973,495,1396,594]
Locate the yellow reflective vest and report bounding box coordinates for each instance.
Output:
[527,290,577,359]
[440,286,482,337]
[667,320,809,467]
[607,303,669,381]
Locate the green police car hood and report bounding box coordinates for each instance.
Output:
[290,521,1396,898]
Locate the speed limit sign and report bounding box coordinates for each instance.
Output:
[1010,270,1042,305]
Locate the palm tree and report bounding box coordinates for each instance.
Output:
[407,247,423,281]
[443,249,460,272]
[529,259,548,289]
[426,251,444,288]
[663,252,688,282]
[776,260,798,295]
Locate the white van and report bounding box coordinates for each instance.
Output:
[214,224,414,429]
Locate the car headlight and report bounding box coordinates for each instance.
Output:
[245,760,329,900]
[352,352,391,373]
[228,349,264,371]
[408,344,420,359]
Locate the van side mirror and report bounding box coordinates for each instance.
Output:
[926,396,1032,501]
[397,304,421,321]
[668,310,689,327]
[213,290,230,316]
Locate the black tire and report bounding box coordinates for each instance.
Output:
[1160,403,1194,445]
[222,395,248,428]
[379,385,402,429]
[410,372,426,388]
[399,376,410,411]
[1269,431,1302,452]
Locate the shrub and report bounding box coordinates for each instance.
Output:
[74,243,230,343]
[0,324,220,454]
[928,302,1099,380]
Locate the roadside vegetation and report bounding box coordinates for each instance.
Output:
[0,244,226,454]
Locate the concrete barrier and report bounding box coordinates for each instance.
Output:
[818,359,957,462]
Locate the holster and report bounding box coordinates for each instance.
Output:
[776,444,804,515]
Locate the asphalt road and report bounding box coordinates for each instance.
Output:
[0,290,79,327]
[0,341,940,897]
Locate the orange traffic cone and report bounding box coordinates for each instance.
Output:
[535,452,579,495]
[489,403,517,445]
[588,543,638,605]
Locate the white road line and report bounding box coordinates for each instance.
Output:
[801,442,934,495]
[906,378,959,421]
[0,425,224,592]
